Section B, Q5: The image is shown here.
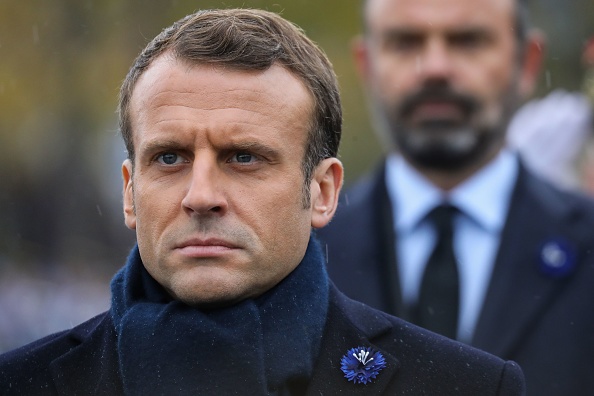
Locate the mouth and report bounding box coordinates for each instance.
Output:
[409,101,465,124]
[398,88,478,127]
[175,238,239,258]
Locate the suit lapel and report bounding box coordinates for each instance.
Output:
[320,161,403,316]
[472,167,579,357]
[306,287,400,395]
[374,163,406,317]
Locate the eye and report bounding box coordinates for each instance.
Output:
[229,152,258,164]
[384,33,423,53]
[450,32,489,50]
[157,152,184,165]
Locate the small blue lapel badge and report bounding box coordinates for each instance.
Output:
[341,346,386,384]
[538,238,577,278]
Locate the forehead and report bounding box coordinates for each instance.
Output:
[365,0,516,33]
[129,55,313,146]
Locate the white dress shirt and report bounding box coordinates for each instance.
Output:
[385,149,518,342]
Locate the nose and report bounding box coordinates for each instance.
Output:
[417,39,453,82]
[181,159,228,216]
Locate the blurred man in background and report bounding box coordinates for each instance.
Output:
[318,0,594,394]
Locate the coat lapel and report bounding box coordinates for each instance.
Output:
[324,162,404,316]
[472,167,580,357]
[49,313,123,395]
[372,163,405,317]
[306,287,400,395]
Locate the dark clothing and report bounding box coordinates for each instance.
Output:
[110,242,328,395]
[0,238,525,395]
[0,290,524,395]
[317,160,594,396]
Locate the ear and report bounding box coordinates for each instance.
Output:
[518,29,545,98]
[310,158,344,229]
[583,37,594,67]
[122,159,137,230]
[352,35,372,83]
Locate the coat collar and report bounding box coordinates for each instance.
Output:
[48,289,401,395]
[49,313,124,395]
[306,285,401,394]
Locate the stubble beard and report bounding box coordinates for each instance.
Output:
[376,83,520,172]
[395,121,494,171]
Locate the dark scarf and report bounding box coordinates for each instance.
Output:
[110,236,329,395]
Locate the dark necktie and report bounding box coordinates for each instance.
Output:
[413,204,459,339]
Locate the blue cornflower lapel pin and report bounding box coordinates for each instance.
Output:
[341,346,387,384]
[538,238,577,278]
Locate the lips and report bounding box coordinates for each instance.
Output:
[398,87,478,124]
[409,101,465,123]
[175,238,239,258]
[177,238,237,249]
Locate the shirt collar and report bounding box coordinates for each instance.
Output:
[386,149,519,233]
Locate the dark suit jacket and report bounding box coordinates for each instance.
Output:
[0,285,523,395]
[317,159,594,396]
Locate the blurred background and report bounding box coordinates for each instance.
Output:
[0,0,592,352]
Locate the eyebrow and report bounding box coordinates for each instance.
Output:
[220,141,281,160]
[139,139,193,156]
[447,26,494,37]
[137,139,282,161]
[380,25,494,38]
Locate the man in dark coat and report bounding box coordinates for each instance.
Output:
[317,0,594,395]
[0,8,525,395]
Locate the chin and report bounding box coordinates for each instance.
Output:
[167,277,253,309]
[172,288,244,309]
[402,125,501,170]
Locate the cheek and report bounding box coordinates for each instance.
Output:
[458,50,518,97]
[474,66,518,117]
[241,180,310,241]
[133,185,181,239]
[374,61,412,97]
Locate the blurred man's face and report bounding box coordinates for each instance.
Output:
[359,0,526,171]
[122,57,333,307]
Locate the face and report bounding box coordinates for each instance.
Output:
[122,56,341,307]
[358,0,538,172]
